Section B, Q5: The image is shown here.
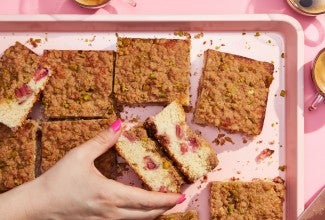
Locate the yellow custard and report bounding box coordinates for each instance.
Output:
[289,0,325,14]
[75,0,108,6]
[314,50,325,93]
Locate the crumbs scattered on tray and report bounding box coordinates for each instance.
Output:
[194,32,204,39]
[213,133,235,146]
[273,176,285,184]
[280,90,286,97]
[230,177,240,181]
[281,52,285,58]
[256,148,274,163]
[215,43,225,50]
[242,136,248,144]
[245,42,251,50]
[28,38,42,48]
[202,40,213,45]
[254,32,261,37]
[242,32,246,35]
[278,165,286,172]
[174,31,191,39]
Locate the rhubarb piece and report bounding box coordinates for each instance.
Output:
[115,124,184,193]
[256,148,274,162]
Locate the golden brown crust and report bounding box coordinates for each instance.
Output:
[210,181,285,219]
[0,120,37,192]
[194,50,274,136]
[114,37,191,106]
[0,42,40,103]
[155,210,199,220]
[41,118,117,179]
[42,50,115,118]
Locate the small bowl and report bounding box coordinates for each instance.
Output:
[309,48,325,111]
[287,0,325,16]
[73,0,110,9]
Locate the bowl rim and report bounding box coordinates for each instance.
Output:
[311,47,325,94]
[73,0,110,9]
[286,0,325,16]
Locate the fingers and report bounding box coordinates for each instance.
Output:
[106,180,185,210]
[79,119,122,160]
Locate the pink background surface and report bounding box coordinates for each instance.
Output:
[0,0,324,210]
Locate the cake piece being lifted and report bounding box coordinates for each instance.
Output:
[114,37,191,106]
[0,42,50,129]
[41,118,117,179]
[115,124,184,193]
[194,50,274,136]
[155,210,199,220]
[144,101,218,183]
[210,180,285,219]
[0,120,38,192]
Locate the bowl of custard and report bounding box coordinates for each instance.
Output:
[313,48,325,94]
[73,0,110,9]
[287,0,325,16]
[309,48,325,111]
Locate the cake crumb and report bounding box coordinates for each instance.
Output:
[194,32,204,39]
[280,90,286,97]
[256,148,274,163]
[278,165,286,172]
[28,38,41,48]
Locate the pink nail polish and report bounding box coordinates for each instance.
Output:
[111,119,122,133]
[176,194,186,204]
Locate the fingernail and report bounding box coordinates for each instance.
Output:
[111,119,122,133]
[176,194,186,204]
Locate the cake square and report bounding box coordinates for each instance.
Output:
[0,42,50,128]
[210,181,285,219]
[114,37,191,106]
[42,50,115,118]
[144,101,218,183]
[115,124,184,193]
[156,210,199,220]
[41,118,117,179]
[194,50,274,136]
[0,120,37,192]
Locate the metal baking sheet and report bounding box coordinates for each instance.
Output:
[0,14,304,219]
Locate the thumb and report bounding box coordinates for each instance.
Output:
[79,119,122,160]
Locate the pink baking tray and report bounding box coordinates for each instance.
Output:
[0,14,304,219]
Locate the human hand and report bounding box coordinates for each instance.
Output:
[1,119,185,220]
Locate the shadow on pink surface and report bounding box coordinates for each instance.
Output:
[247,0,325,47]
[304,61,325,133]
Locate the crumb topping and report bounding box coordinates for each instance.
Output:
[114,38,190,105]
[42,50,114,118]
[0,42,40,103]
[0,120,37,192]
[194,50,274,136]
